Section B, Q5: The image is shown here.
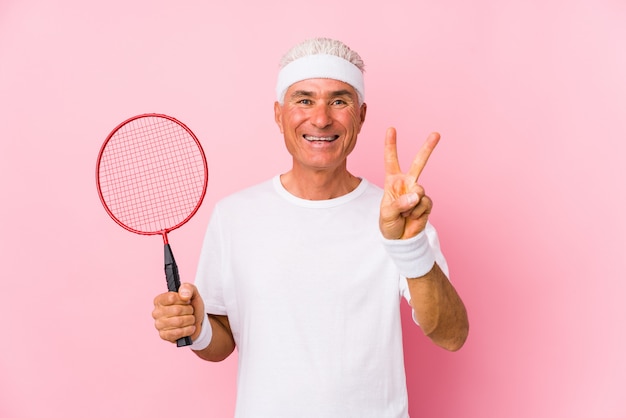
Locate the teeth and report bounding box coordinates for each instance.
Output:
[304,135,337,142]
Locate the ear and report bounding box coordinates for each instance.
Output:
[274,101,284,134]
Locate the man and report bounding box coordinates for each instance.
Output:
[152,37,468,417]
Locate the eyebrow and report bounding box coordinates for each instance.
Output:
[289,89,355,99]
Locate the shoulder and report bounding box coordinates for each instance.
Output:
[360,178,383,197]
[217,178,275,207]
[354,178,384,207]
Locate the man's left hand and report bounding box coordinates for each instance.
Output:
[379,127,440,240]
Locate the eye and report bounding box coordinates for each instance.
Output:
[298,99,312,105]
[331,99,348,106]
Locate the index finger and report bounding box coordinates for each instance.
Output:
[407,132,441,182]
[153,288,190,307]
[384,127,401,175]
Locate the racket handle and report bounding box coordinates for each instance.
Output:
[164,243,193,347]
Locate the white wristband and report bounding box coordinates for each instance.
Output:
[188,315,213,351]
[382,230,436,278]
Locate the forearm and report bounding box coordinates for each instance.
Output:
[192,314,236,362]
[407,263,469,351]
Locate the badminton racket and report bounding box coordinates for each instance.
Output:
[96,113,208,347]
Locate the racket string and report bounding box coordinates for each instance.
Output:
[98,116,206,233]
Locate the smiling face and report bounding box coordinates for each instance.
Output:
[274,78,367,175]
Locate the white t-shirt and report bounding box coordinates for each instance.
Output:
[195,176,448,418]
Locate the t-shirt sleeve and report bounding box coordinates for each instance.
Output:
[194,204,228,315]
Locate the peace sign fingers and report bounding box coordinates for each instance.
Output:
[384,128,441,181]
[380,128,441,240]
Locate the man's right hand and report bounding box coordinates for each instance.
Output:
[152,282,205,344]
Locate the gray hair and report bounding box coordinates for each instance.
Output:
[279,38,365,73]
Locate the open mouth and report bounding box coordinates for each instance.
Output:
[303,134,339,142]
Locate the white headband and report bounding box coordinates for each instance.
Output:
[275,54,365,104]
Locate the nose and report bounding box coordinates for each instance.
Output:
[310,103,332,129]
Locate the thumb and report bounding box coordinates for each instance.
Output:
[394,192,419,215]
[180,283,205,323]
[401,192,419,209]
[178,282,196,302]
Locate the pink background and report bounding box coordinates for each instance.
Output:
[1,0,625,417]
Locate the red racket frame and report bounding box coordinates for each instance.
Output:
[95,113,208,244]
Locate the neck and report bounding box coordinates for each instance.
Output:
[280,166,361,200]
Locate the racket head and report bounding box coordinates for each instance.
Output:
[96,113,208,237]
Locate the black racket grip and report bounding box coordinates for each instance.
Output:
[164,243,193,347]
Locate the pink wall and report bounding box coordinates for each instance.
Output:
[1,0,625,417]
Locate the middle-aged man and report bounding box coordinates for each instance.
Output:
[153,37,469,418]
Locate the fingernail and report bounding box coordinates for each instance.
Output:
[406,193,419,205]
